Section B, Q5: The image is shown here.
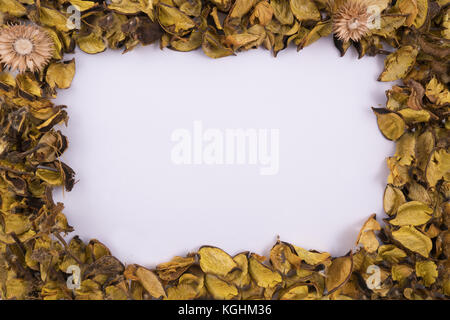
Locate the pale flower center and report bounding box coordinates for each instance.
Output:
[13,38,34,56]
[348,18,360,30]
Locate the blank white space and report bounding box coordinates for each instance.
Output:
[54,37,394,266]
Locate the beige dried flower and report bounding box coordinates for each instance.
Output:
[0,24,54,73]
[332,0,372,43]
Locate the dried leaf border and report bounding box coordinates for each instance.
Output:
[0,0,449,300]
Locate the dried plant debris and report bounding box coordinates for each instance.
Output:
[0,0,448,300]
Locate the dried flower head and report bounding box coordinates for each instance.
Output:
[333,0,372,43]
[0,24,54,73]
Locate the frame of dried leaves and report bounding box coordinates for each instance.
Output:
[0,0,449,300]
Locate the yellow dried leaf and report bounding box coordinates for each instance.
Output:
[135,266,166,299]
[370,16,406,38]
[298,20,332,49]
[77,32,107,54]
[43,27,64,60]
[426,149,450,187]
[0,72,16,91]
[156,256,195,281]
[290,0,320,21]
[379,46,418,82]
[395,132,416,166]
[413,0,428,28]
[293,246,331,266]
[250,1,274,26]
[229,0,255,19]
[165,273,204,300]
[356,215,381,253]
[248,255,282,289]
[41,281,70,300]
[225,253,251,288]
[416,130,434,171]
[198,246,238,277]
[4,214,31,235]
[325,256,353,294]
[5,278,30,299]
[280,284,309,300]
[396,0,418,26]
[415,260,438,287]
[392,226,432,257]
[391,264,413,283]
[105,284,128,300]
[389,155,411,183]
[39,6,71,32]
[157,3,196,35]
[84,240,109,262]
[16,74,42,98]
[397,108,430,124]
[270,243,295,274]
[373,109,405,141]
[377,245,407,263]
[224,33,260,50]
[209,0,232,11]
[271,0,294,25]
[202,31,234,59]
[390,201,433,226]
[0,0,26,17]
[425,77,450,106]
[46,59,76,89]
[75,279,103,300]
[406,181,432,206]
[69,0,97,11]
[170,30,202,52]
[35,168,64,186]
[205,274,238,300]
[383,185,406,216]
[107,0,144,14]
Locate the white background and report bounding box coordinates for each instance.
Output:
[54,36,395,266]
